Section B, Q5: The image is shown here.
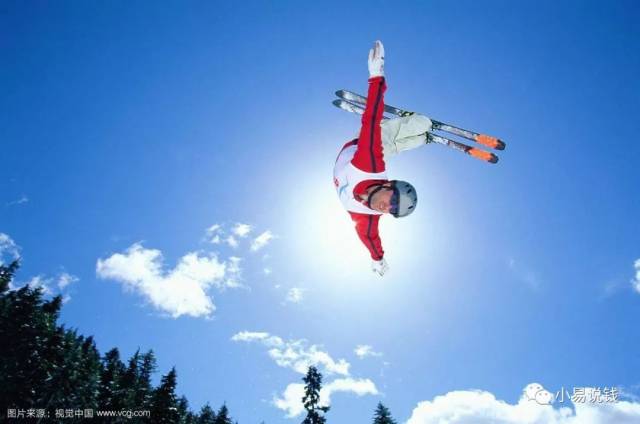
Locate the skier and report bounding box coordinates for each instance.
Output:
[333,41,433,276]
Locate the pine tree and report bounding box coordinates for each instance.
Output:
[0,268,63,408]
[197,404,217,424]
[1,261,236,423]
[178,395,197,424]
[47,331,101,410]
[301,366,329,424]
[373,402,397,424]
[151,367,180,423]
[121,349,141,409]
[136,350,157,409]
[0,262,102,413]
[0,260,18,294]
[97,348,127,411]
[213,404,233,424]
[75,336,102,408]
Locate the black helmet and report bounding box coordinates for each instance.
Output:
[389,180,417,218]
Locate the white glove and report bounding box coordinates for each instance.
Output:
[371,258,389,277]
[368,40,385,78]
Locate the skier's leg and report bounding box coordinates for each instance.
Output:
[381,114,433,157]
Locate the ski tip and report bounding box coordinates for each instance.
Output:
[468,148,499,164]
[475,134,506,151]
[335,89,347,97]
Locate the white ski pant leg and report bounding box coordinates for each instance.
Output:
[380,114,433,157]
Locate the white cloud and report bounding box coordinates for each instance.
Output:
[0,235,75,301]
[251,231,274,252]
[263,267,272,275]
[325,377,379,399]
[407,385,640,424]
[273,383,306,418]
[96,243,236,318]
[6,195,29,207]
[205,223,273,252]
[354,345,382,359]
[232,223,252,238]
[632,259,640,293]
[25,275,53,295]
[0,233,20,265]
[226,235,239,248]
[9,268,76,300]
[231,331,350,376]
[234,331,378,419]
[268,344,350,376]
[206,224,222,244]
[273,378,378,418]
[57,272,79,290]
[231,331,280,344]
[207,224,221,234]
[285,287,304,303]
[224,256,243,288]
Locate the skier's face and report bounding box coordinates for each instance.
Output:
[370,185,394,213]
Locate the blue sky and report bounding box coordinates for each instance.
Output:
[2,1,640,422]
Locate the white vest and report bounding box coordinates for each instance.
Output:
[333,144,387,215]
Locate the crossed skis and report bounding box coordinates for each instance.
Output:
[333,90,506,164]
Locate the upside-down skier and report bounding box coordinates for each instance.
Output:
[333,41,505,276]
[333,40,434,276]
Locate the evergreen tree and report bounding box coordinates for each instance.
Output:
[136,350,157,409]
[301,366,329,424]
[373,402,397,424]
[151,367,180,423]
[197,403,217,424]
[121,349,141,409]
[98,348,127,411]
[0,266,63,408]
[0,260,18,294]
[213,404,233,424]
[0,262,101,414]
[76,336,102,408]
[119,349,158,423]
[0,261,235,423]
[178,395,197,424]
[46,331,101,411]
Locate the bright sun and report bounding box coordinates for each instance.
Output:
[283,165,431,290]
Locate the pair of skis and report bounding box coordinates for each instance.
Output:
[333,90,505,164]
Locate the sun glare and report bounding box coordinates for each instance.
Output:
[282,165,439,293]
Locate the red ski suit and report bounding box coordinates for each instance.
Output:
[335,76,388,260]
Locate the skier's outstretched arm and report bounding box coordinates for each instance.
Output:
[349,212,388,276]
[351,41,387,174]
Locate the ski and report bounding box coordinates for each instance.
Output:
[332,98,385,119]
[332,99,498,164]
[336,90,410,118]
[427,133,498,164]
[335,90,506,151]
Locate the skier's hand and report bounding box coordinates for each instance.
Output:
[371,258,389,277]
[368,40,385,78]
